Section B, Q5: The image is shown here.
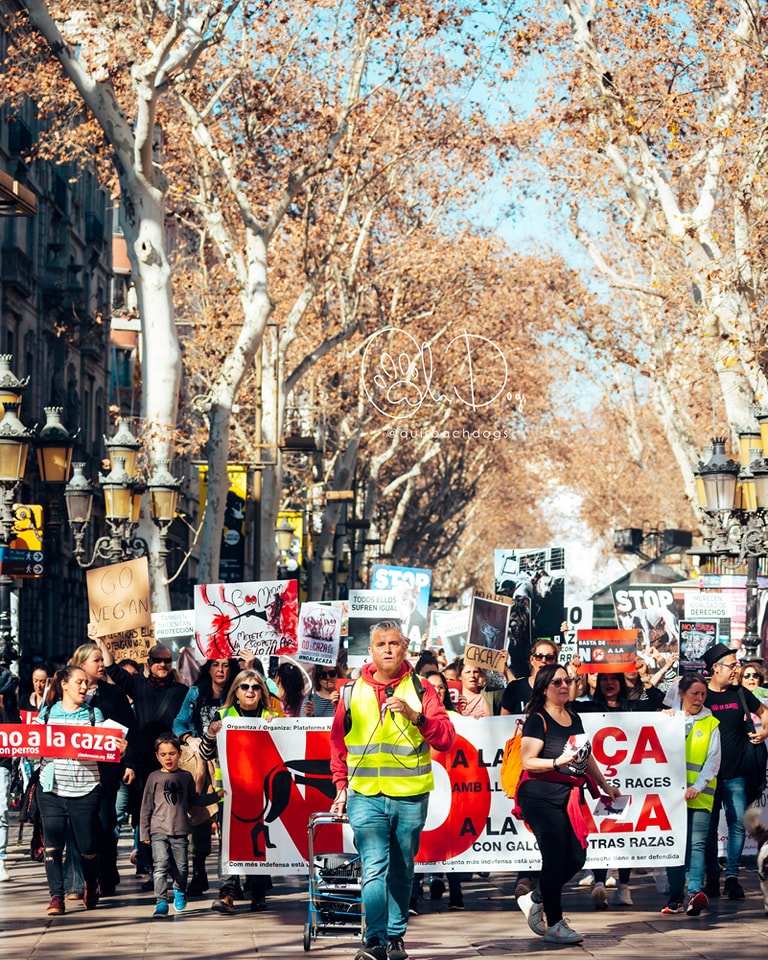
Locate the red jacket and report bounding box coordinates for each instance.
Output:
[330,662,456,791]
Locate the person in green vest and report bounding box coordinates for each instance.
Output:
[661,672,721,917]
[329,621,455,960]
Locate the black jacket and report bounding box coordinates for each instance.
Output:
[106,664,187,776]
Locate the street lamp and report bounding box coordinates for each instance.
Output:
[64,421,181,568]
[0,354,28,414]
[320,546,335,599]
[148,460,181,565]
[274,517,297,579]
[0,402,31,661]
[36,407,75,485]
[693,434,768,658]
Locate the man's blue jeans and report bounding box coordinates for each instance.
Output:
[705,776,747,880]
[667,807,710,898]
[0,766,8,861]
[347,790,428,944]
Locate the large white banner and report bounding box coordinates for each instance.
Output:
[217,713,687,874]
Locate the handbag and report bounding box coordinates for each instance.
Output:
[179,742,219,826]
[737,687,768,805]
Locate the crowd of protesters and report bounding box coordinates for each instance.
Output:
[0,629,766,956]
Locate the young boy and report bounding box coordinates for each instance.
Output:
[140,734,222,917]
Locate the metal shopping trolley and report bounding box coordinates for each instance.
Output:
[304,811,365,951]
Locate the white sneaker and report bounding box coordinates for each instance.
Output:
[591,882,608,910]
[615,884,633,906]
[517,890,545,936]
[578,871,595,887]
[0,861,9,882]
[605,872,617,888]
[544,918,583,944]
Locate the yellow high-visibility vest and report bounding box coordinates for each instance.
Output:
[345,674,433,797]
[686,714,719,811]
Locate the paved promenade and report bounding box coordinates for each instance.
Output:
[3,817,768,960]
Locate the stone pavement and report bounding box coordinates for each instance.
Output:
[2,815,768,960]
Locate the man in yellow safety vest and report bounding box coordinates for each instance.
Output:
[330,621,455,960]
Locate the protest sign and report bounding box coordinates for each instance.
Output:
[679,620,719,671]
[297,603,342,666]
[465,593,511,673]
[429,608,469,662]
[102,623,155,663]
[195,580,298,660]
[494,547,566,678]
[0,723,122,762]
[346,590,401,661]
[152,609,195,642]
[87,557,151,637]
[561,602,594,663]
[217,712,686,874]
[371,564,432,647]
[575,630,638,672]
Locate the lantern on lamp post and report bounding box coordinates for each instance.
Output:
[693,434,768,658]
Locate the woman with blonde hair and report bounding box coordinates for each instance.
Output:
[200,669,280,913]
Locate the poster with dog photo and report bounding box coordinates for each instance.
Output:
[494,547,566,678]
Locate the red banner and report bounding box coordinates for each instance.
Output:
[0,724,121,762]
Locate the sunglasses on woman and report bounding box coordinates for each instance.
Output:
[532,653,556,663]
[318,670,337,679]
[550,677,575,687]
[238,682,262,692]
[743,672,761,680]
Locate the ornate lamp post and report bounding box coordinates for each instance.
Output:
[693,435,768,658]
[64,420,181,568]
[0,402,31,661]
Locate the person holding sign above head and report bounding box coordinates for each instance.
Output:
[516,663,620,945]
[34,666,113,916]
[329,621,455,960]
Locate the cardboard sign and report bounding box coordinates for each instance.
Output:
[102,624,155,663]
[195,580,298,660]
[465,592,511,673]
[0,723,121,762]
[87,558,151,638]
[297,603,342,666]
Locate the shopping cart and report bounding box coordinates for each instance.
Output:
[304,811,365,951]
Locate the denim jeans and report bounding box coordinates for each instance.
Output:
[114,783,131,840]
[705,776,747,879]
[347,790,428,944]
[0,766,8,860]
[150,834,189,901]
[667,807,710,898]
[37,788,100,899]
